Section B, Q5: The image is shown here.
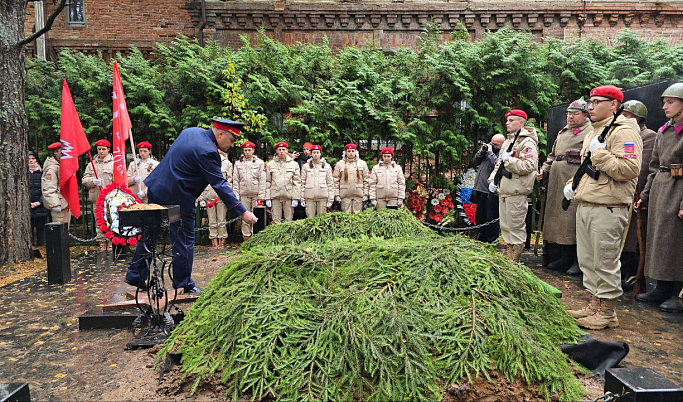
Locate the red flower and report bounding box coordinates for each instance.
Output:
[434,204,442,213]
[442,207,450,215]
[434,214,443,223]
[105,231,114,239]
[429,212,435,220]
[127,237,138,246]
[440,199,448,206]
[463,203,477,225]
[446,194,453,201]
[99,225,108,233]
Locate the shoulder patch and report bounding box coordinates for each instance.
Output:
[623,142,635,153]
[46,173,52,180]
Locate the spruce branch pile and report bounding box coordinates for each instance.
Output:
[159,210,585,401]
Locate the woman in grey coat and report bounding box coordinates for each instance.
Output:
[635,83,683,313]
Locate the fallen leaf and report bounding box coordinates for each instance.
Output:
[35,340,45,345]
[110,363,117,367]
[55,373,66,378]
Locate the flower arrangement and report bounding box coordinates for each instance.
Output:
[406,180,428,221]
[206,198,219,208]
[95,183,142,247]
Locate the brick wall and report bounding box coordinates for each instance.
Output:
[24,0,683,57]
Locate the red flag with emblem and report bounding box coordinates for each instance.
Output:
[59,79,90,219]
[112,61,132,187]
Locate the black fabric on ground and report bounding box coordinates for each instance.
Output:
[560,335,629,375]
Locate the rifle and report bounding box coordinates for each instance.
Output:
[561,105,624,211]
[493,129,522,186]
[633,211,647,296]
[533,172,547,256]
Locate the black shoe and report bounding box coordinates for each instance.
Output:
[183,286,203,295]
[621,279,634,292]
[548,256,572,271]
[124,278,147,291]
[566,262,581,276]
[635,280,674,304]
[659,296,683,313]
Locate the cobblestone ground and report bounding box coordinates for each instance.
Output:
[0,246,681,401]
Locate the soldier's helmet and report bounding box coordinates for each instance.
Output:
[566,97,588,113]
[622,100,648,120]
[661,83,683,101]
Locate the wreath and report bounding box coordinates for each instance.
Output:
[95,183,142,246]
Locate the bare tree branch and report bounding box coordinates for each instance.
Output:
[15,0,68,48]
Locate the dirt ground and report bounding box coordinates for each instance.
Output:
[0,245,681,401]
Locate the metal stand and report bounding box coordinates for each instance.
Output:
[45,222,71,285]
[119,206,183,349]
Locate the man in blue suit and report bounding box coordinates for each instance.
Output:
[124,118,258,294]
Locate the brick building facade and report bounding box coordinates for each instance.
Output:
[24,0,683,57]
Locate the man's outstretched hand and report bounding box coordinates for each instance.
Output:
[242,210,258,224]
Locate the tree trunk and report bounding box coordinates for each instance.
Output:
[0,0,32,266]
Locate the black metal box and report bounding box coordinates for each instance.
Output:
[119,205,180,228]
[0,383,30,402]
[605,368,683,402]
[45,222,71,285]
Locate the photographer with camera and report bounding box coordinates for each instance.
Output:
[471,133,505,243]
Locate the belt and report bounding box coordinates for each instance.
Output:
[555,155,566,161]
[659,166,671,172]
[577,201,629,209]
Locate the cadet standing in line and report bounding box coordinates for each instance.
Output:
[537,98,592,275]
[83,139,114,250]
[233,141,266,241]
[333,143,370,214]
[619,100,656,291]
[41,142,71,226]
[565,85,642,330]
[635,83,683,313]
[300,144,334,218]
[265,141,301,223]
[488,109,539,263]
[369,147,406,210]
[197,149,233,249]
[127,141,159,202]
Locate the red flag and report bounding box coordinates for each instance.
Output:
[59,79,90,219]
[112,61,132,187]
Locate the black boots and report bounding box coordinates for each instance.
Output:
[620,252,638,291]
[659,282,683,313]
[548,244,573,271]
[547,244,580,275]
[636,280,675,304]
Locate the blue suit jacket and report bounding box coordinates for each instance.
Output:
[144,127,246,216]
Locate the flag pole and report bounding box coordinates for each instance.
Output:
[128,128,141,181]
[86,150,101,186]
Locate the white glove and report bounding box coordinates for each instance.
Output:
[133,176,141,184]
[52,206,62,212]
[266,200,272,208]
[563,183,576,200]
[500,150,512,162]
[199,200,207,208]
[589,136,606,152]
[292,200,299,207]
[397,200,403,207]
[362,196,368,202]
[488,182,498,193]
[371,200,377,206]
[300,200,306,207]
[136,190,145,199]
[335,196,341,202]
[92,178,102,186]
[326,202,333,208]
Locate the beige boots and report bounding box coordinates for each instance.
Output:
[211,238,218,249]
[568,297,619,330]
[504,244,524,263]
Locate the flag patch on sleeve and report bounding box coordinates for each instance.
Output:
[624,142,635,153]
[46,174,52,180]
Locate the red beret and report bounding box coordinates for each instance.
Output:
[136,141,152,149]
[241,141,256,149]
[47,142,62,150]
[303,142,314,150]
[275,141,289,149]
[505,109,527,120]
[381,147,394,155]
[590,85,624,103]
[94,139,110,147]
[310,144,322,151]
[344,143,357,150]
